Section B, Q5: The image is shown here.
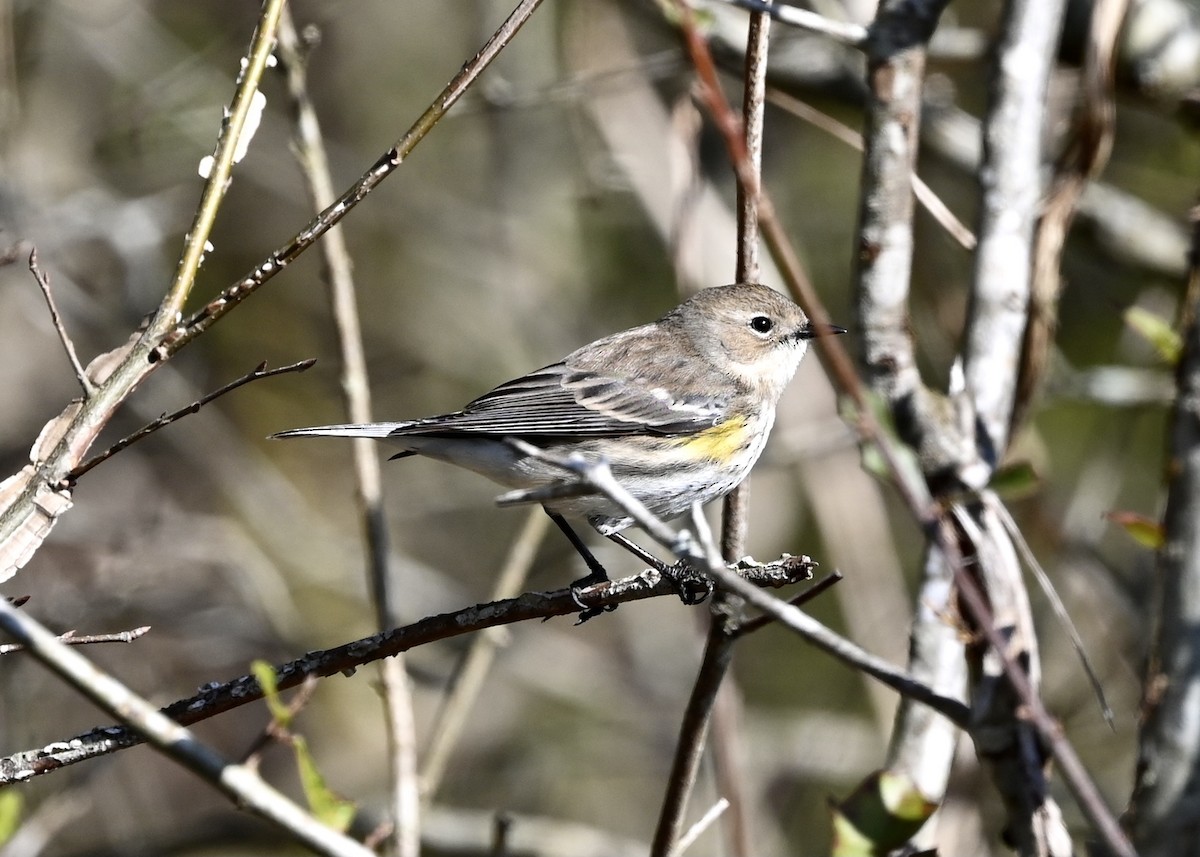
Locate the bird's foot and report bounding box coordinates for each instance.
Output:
[663,560,714,606]
[570,571,617,624]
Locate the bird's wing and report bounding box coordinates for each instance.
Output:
[390,362,728,439]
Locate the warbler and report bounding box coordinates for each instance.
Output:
[274,283,843,588]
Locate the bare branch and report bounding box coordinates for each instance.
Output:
[160,0,547,359]
[0,624,150,655]
[65,359,315,485]
[420,509,548,799]
[707,0,868,47]
[0,559,812,785]
[667,798,729,857]
[276,10,418,856]
[28,248,94,397]
[965,0,1070,462]
[0,597,375,857]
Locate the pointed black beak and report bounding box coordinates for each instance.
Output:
[798,321,848,340]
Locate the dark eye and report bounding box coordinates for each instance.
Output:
[749,315,774,334]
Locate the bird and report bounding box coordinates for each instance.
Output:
[273,283,843,598]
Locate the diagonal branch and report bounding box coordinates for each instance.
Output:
[0,559,812,785]
[28,248,94,398]
[0,596,375,857]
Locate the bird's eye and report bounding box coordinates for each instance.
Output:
[749,315,774,334]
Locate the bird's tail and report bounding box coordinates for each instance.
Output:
[271,422,413,440]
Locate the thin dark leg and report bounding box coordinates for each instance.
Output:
[608,532,712,606]
[606,531,673,574]
[546,510,609,587]
[545,509,616,621]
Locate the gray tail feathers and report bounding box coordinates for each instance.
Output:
[270,423,410,440]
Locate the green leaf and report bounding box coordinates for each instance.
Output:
[294,735,356,832]
[1104,510,1165,549]
[830,770,937,856]
[990,461,1041,499]
[1125,307,1182,364]
[0,791,23,846]
[252,659,292,729]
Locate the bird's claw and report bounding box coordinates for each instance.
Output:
[665,561,714,605]
[570,575,616,624]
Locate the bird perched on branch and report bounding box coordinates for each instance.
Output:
[274,283,843,599]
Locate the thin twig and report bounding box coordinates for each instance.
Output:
[0,597,375,857]
[650,617,737,857]
[497,444,970,726]
[668,798,729,857]
[0,0,288,572]
[28,249,94,397]
[0,625,150,655]
[160,0,547,359]
[709,0,868,47]
[935,513,1138,857]
[763,87,976,250]
[65,359,316,485]
[155,0,285,331]
[276,10,419,856]
[982,492,1114,728]
[420,509,548,799]
[706,6,773,854]
[729,570,842,637]
[0,557,813,784]
[240,675,320,767]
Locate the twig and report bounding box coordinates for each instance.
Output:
[0,0,288,576]
[935,513,1138,857]
[668,798,729,857]
[728,570,842,637]
[650,617,736,857]
[276,10,418,856]
[982,492,1114,728]
[28,249,94,397]
[154,0,285,331]
[0,558,812,784]
[241,675,320,767]
[708,0,868,47]
[763,87,976,250]
[672,3,939,526]
[420,509,548,799]
[0,597,375,857]
[160,0,547,359]
[0,624,150,655]
[702,4,772,854]
[64,359,316,485]
[496,443,970,726]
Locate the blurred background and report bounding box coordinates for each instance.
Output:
[0,0,1196,854]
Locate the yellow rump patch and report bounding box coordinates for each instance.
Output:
[674,415,749,461]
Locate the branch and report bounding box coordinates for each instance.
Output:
[0,624,150,656]
[276,10,418,856]
[28,248,94,398]
[65,359,315,485]
[0,597,375,857]
[159,0,547,359]
[707,0,868,47]
[0,0,288,580]
[0,560,812,785]
[0,0,546,584]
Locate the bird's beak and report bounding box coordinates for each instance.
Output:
[797,321,847,340]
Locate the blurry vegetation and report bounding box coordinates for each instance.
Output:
[0,0,1198,855]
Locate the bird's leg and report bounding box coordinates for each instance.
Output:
[545,511,616,620]
[605,532,713,606]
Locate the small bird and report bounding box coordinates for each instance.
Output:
[274,284,842,594]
